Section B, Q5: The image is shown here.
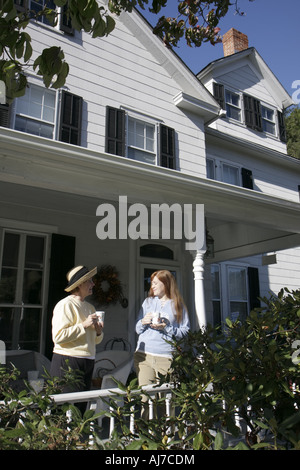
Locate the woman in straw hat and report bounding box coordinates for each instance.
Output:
[50,266,103,405]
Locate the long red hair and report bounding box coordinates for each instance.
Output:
[148,270,187,323]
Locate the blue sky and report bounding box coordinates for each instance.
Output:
[138,0,300,102]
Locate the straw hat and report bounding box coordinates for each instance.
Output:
[65,266,97,292]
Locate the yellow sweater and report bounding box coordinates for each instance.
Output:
[52,295,103,357]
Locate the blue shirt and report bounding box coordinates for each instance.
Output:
[135,296,190,357]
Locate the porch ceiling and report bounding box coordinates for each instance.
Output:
[1,128,300,261]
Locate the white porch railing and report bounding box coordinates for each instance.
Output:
[50,383,173,439]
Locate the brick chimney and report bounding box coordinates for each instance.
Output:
[222,28,249,56]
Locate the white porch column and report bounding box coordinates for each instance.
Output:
[193,250,207,329]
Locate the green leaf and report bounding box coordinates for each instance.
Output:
[105,15,115,35]
[214,431,224,450]
[24,39,32,63]
[54,0,67,6]
[193,432,203,450]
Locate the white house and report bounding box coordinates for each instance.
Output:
[0,6,299,359]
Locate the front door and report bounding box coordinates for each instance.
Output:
[0,230,48,352]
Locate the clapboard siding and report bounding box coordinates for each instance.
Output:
[23,17,207,177]
[206,134,300,202]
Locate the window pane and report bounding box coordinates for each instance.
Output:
[230,301,248,323]
[206,159,215,179]
[211,265,220,299]
[140,244,174,259]
[261,106,275,135]
[23,270,43,304]
[128,147,155,164]
[228,267,247,300]
[227,105,241,121]
[31,0,56,25]
[212,301,222,327]
[2,233,20,267]
[22,236,44,304]
[223,164,239,185]
[25,236,44,269]
[15,85,55,138]
[262,107,274,121]
[0,307,13,348]
[146,124,154,151]
[15,116,54,138]
[225,90,241,121]
[128,117,156,163]
[18,307,41,351]
[31,102,42,120]
[0,268,17,303]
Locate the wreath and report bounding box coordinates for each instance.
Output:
[92,265,124,307]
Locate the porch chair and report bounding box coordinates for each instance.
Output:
[90,349,133,427]
[5,349,51,391]
[5,349,51,377]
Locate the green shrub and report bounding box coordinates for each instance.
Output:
[1,288,299,450]
[0,365,104,450]
[106,288,300,450]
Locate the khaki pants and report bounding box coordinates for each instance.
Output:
[134,351,172,419]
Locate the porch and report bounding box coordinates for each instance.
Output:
[1,127,300,356]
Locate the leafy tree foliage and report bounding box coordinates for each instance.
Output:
[0,0,252,101]
[285,106,300,160]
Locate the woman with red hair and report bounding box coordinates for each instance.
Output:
[134,270,190,417]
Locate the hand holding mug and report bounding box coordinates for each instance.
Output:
[142,311,153,325]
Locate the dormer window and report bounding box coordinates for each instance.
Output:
[225,90,241,121]
[261,105,275,135]
[213,82,286,142]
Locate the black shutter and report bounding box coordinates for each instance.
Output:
[59,91,82,145]
[160,124,176,169]
[248,267,260,311]
[105,106,125,156]
[45,233,75,359]
[60,4,74,35]
[213,82,225,109]
[241,168,253,189]
[243,94,262,131]
[277,111,287,143]
[0,104,10,128]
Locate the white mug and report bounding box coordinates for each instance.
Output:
[95,311,105,324]
[152,311,160,324]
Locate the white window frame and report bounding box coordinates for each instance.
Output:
[226,264,249,323]
[125,110,158,165]
[0,224,51,353]
[12,82,59,140]
[261,104,276,136]
[225,88,242,122]
[211,262,250,327]
[221,162,241,186]
[206,158,243,187]
[206,157,216,180]
[211,264,222,327]
[28,0,64,32]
